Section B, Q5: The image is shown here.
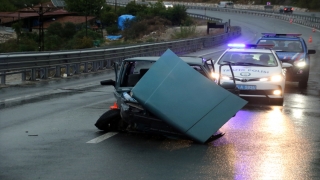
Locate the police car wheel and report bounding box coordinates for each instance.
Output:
[299,80,308,88]
[299,74,309,88]
[95,109,121,131]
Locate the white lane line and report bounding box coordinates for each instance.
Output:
[86,132,118,143]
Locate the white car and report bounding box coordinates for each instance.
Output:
[212,44,292,105]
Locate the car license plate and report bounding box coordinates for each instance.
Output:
[236,85,256,90]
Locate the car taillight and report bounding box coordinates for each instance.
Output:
[284,8,287,10]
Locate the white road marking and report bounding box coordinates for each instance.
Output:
[86,132,118,143]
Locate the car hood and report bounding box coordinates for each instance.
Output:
[275,52,305,62]
[220,66,281,78]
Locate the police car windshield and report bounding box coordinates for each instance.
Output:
[218,52,278,67]
[257,40,303,53]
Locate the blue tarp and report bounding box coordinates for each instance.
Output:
[118,15,135,30]
[106,35,122,40]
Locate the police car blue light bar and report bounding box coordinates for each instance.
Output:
[228,43,274,49]
[227,43,246,48]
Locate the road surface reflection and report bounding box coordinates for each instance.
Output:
[216,105,313,180]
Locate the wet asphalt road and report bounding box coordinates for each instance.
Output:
[1,9,320,180]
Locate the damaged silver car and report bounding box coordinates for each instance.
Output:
[95,49,247,143]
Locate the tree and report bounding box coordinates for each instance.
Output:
[166,5,188,25]
[61,22,77,40]
[0,0,16,11]
[44,34,62,50]
[12,21,23,40]
[46,22,63,37]
[124,1,148,16]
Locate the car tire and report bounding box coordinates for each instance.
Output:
[299,73,309,89]
[95,109,121,131]
[270,98,283,106]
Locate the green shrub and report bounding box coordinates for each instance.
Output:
[106,24,120,35]
[171,25,197,39]
[73,36,94,49]
[45,35,63,51]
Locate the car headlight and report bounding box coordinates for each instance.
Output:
[211,73,230,80]
[221,76,231,80]
[259,75,282,82]
[273,90,281,95]
[270,75,282,82]
[294,59,306,67]
[211,72,219,79]
[259,78,268,81]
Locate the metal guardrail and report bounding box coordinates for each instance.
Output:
[0,1,238,85]
[0,26,241,85]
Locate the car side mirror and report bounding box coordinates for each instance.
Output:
[282,62,292,68]
[100,79,115,86]
[308,49,316,54]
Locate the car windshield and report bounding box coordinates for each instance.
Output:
[218,52,278,67]
[257,40,303,52]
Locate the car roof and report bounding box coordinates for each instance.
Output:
[258,33,302,40]
[260,36,301,40]
[124,56,204,65]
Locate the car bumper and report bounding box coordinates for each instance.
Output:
[239,90,283,99]
[285,66,309,82]
[231,81,284,99]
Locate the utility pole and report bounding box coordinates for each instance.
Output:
[115,0,117,12]
[25,3,51,51]
[86,0,88,37]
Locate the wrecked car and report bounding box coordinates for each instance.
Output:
[95,49,247,143]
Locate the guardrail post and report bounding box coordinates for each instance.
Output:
[43,68,48,79]
[66,65,70,76]
[93,62,97,72]
[99,60,104,70]
[83,62,88,73]
[1,71,5,85]
[107,59,112,68]
[74,64,80,74]
[55,66,61,77]
[39,68,44,79]
[30,69,36,81]
[22,70,26,81]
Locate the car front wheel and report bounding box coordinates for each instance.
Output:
[95,109,121,131]
[299,72,309,89]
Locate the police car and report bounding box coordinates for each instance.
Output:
[212,44,292,105]
[256,33,316,88]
